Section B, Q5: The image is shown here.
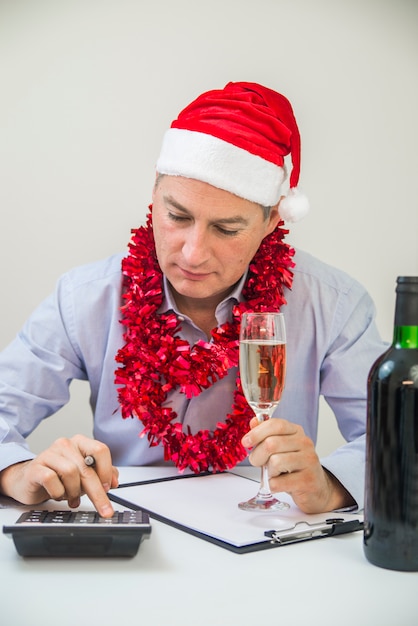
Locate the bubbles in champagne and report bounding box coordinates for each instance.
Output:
[239,340,286,410]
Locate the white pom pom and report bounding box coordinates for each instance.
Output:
[279,187,310,223]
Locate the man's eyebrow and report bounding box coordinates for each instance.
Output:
[164,195,190,214]
[213,216,249,226]
[164,194,250,225]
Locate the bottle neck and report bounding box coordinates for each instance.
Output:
[393,326,418,349]
[393,282,418,346]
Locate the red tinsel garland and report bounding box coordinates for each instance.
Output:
[115,208,294,473]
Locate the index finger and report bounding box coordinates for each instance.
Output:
[80,466,115,518]
[74,437,118,517]
[242,417,297,448]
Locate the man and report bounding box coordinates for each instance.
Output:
[0,82,385,517]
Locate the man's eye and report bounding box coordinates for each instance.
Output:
[215,226,239,237]
[168,212,189,223]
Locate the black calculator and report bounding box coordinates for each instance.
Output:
[3,509,151,557]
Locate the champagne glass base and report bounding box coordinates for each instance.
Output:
[238,496,290,512]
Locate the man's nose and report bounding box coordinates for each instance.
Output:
[182,226,210,266]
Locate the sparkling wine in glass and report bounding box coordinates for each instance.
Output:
[238,312,289,511]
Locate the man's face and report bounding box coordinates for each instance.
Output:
[152,175,280,311]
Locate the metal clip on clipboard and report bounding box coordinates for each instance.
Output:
[265,517,364,545]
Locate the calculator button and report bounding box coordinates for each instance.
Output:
[44,511,72,523]
[73,512,97,523]
[122,511,144,524]
[98,513,119,524]
[23,511,48,523]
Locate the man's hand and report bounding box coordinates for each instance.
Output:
[241,417,355,514]
[0,435,119,518]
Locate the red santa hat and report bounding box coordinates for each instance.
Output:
[156,81,309,222]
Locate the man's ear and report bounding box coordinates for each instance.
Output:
[265,200,283,235]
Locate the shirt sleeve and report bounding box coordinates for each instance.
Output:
[0,273,87,471]
[282,250,388,511]
[319,283,387,510]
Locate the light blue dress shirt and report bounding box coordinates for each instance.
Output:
[0,248,386,508]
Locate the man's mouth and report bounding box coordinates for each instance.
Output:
[178,267,212,281]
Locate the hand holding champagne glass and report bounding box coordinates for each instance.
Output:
[238,312,289,511]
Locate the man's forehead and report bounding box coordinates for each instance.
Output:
[155,175,262,218]
[162,192,251,224]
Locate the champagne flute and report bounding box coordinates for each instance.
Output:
[238,312,289,511]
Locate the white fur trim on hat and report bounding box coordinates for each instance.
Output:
[156,128,285,206]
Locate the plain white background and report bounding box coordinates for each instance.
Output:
[0,0,417,456]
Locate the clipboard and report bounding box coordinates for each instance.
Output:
[108,472,363,554]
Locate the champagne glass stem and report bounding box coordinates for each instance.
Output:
[238,405,290,511]
[258,464,272,499]
[255,408,275,502]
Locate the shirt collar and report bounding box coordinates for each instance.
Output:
[160,271,247,327]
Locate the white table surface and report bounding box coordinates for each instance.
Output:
[1,466,417,626]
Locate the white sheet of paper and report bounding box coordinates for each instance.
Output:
[110,472,361,548]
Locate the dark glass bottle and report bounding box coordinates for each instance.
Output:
[364,276,418,571]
